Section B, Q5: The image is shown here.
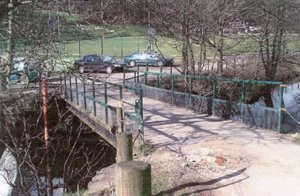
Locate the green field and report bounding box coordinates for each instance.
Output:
[58,36,185,61]
[59,34,300,62]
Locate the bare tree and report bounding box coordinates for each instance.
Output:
[204,0,248,75]
[245,0,300,81]
[0,95,114,195]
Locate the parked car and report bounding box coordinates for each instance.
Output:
[73,55,127,74]
[9,58,39,84]
[123,50,174,67]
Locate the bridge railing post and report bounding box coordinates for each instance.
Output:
[144,72,148,85]
[278,85,285,133]
[212,78,217,116]
[75,76,79,105]
[241,81,246,123]
[104,82,108,124]
[59,73,62,96]
[123,69,126,86]
[119,86,123,100]
[189,76,193,107]
[69,74,73,102]
[64,72,67,99]
[83,78,87,110]
[92,79,96,116]
[137,64,140,83]
[138,88,143,120]
[171,75,174,105]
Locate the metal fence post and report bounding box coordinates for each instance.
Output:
[59,73,62,96]
[278,85,285,133]
[171,75,174,105]
[189,77,193,107]
[64,72,67,99]
[75,76,79,105]
[69,75,73,102]
[123,69,126,85]
[160,64,163,77]
[119,85,123,100]
[92,79,97,116]
[83,78,87,110]
[137,64,140,83]
[139,88,144,120]
[144,72,148,85]
[241,81,246,122]
[212,79,217,115]
[156,74,160,88]
[104,82,108,124]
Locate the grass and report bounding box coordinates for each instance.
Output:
[59,36,148,60]
[58,35,261,62]
[3,20,300,66]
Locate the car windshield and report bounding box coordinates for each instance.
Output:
[83,55,97,61]
[102,56,117,63]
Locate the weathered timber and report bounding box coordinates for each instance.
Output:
[116,161,151,196]
[65,99,117,148]
[116,107,124,133]
[116,132,133,163]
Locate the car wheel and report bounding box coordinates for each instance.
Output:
[106,66,113,74]
[156,60,164,67]
[129,60,136,67]
[79,66,85,74]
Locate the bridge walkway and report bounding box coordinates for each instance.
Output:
[57,72,300,195]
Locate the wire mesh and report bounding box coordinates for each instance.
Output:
[282,110,300,133]
[131,71,290,132]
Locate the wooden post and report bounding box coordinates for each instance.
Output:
[116,161,151,196]
[42,79,53,196]
[116,132,133,163]
[116,106,124,133]
[42,79,49,147]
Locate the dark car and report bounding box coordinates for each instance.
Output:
[123,50,174,67]
[74,55,127,74]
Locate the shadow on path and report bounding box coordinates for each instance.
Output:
[154,168,248,196]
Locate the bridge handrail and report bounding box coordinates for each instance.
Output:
[133,70,283,85]
[64,72,144,138]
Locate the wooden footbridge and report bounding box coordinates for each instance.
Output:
[60,73,144,148]
[43,68,294,150]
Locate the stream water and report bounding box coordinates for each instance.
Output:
[253,82,300,132]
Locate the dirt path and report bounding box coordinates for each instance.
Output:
[140,98,300,196]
